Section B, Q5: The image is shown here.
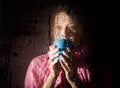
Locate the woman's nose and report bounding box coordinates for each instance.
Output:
[60,29,67,39]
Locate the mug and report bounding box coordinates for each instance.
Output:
[53,38,74,61]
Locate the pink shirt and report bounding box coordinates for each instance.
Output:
[24,46,91,88]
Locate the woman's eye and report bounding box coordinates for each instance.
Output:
[55,26,61,30]
[66,27,71,32]
[66,27,74,36]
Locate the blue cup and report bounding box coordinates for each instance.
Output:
[53,38,74,61]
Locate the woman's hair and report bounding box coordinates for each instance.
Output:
[49,0,89,45]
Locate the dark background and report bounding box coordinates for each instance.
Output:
[1,0,112,88]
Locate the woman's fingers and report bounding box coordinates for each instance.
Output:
[62,51,70,59]
[49,45,58,55]
[66,47,74,56]
[49,53,59,62]
[62,48,74,61]
[79,71,84,81]
[49,48,59,56]
[80,68,87,81]
[51,58,59,66]
[59,55,70,71]
[86,69,91,82]
[79,68,91,82]
[59,58,69,72]
[59,48,76,72]
[48,45,59,60]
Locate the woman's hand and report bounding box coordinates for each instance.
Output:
[59,47,91,88]
[42,45,63,88]
[59,48,78,85]
[48,45,62,77]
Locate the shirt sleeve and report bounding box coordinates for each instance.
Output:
[24,55,47,88]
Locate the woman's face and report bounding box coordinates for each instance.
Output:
[52,11,83,46]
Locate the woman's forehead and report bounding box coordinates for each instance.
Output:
[54,12,73,25]
[52,11,81,30]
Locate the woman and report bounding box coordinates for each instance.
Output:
[25,3,93,88]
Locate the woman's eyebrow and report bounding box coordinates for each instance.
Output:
[55,25,61,29]
[68,23,75,27]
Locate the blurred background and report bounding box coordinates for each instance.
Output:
[1,0,112,88]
